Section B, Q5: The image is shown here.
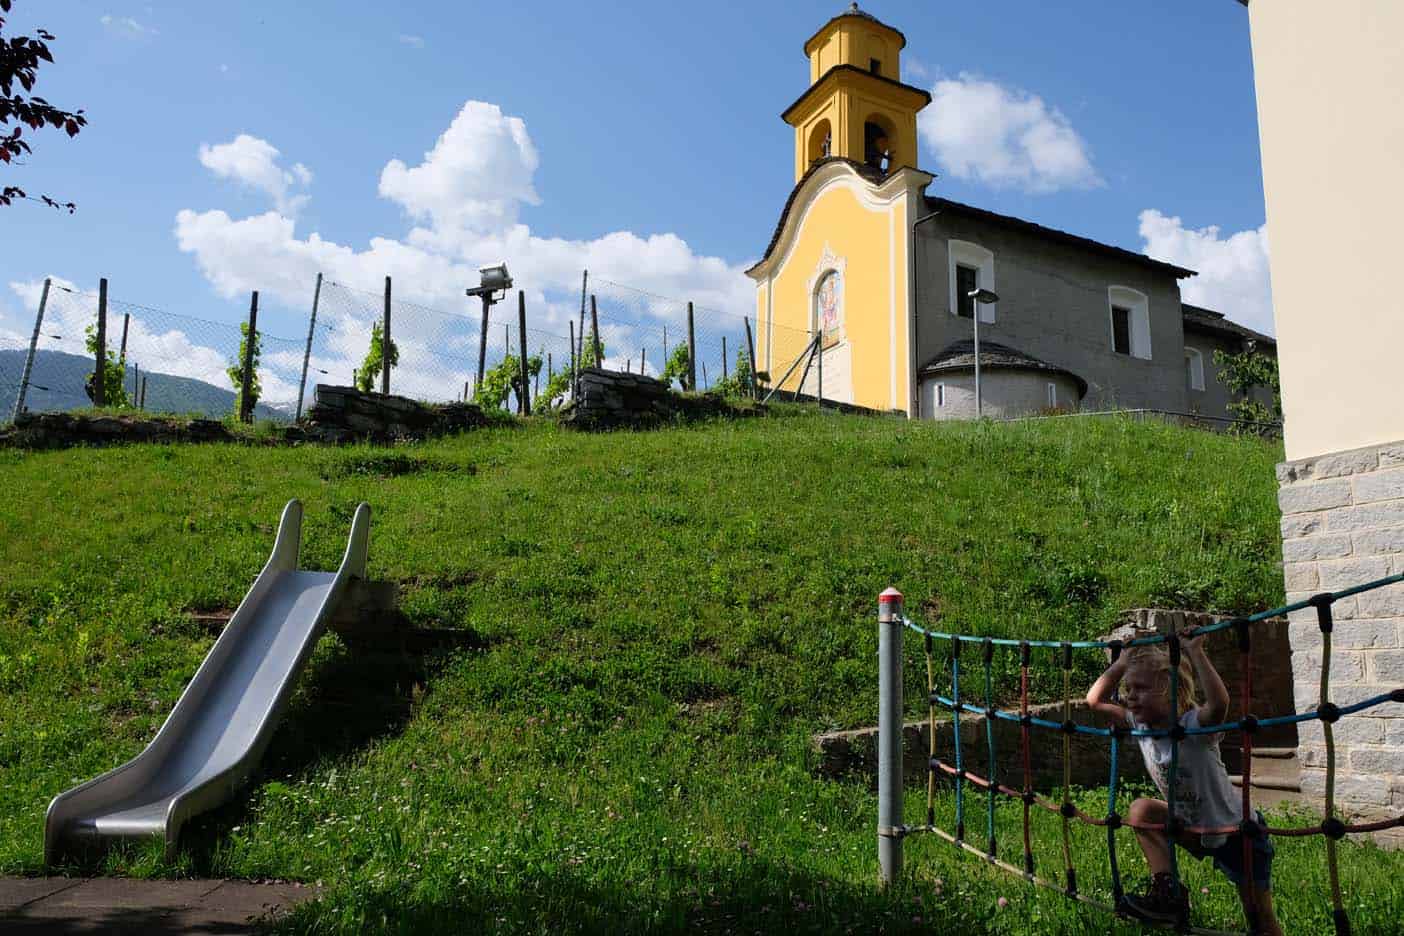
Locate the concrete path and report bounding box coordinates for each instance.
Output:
[0,877,319,934]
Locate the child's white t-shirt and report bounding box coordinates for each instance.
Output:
[1131,708,1242,848]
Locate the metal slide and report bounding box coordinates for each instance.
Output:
[44,498,371,864]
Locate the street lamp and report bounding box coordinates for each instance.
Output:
[967,287,999,418]
[467,263,513,395]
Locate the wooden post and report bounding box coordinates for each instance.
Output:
[296,272,322,420]
[577,269,588,378]
[722,335,728,380]
[569,320,577,397]
[463,380,470,402]
[10,276,50,422]
[476,294,489,395]
[131,362,139,407]
[381,276,392,395]
[640,347,646,376]
[590,294,603,368]
[139,375,147,410]
[94,278,108,407]
[548,352,553,381]
[702,361,708,390]
[118,313,130,370]
[744,316,758,398]
[686,301,696,392]
[517,290,530,415]
[663,325,668,360]
[240,290,258,422]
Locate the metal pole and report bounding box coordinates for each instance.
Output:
[381,276,392,395]
[296,272,322,419]
[762,334,817,405]
[722,336,728,381]
[240,290,258,422]
[590,295,603,368]
[817,327,824,405]
[878,587,905,886]
[94,278,108,407]
[517,290,530,416]
[744,316,758,399]
[973,304,982,419]
[476,294,490,395]
[686,301,697,392]
[11,276,50,422]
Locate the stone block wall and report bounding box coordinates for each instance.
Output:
[561,368,761,430]
[1277,439,1404,819]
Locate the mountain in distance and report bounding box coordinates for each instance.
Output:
[0,349,292,421]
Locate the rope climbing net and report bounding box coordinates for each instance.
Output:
[876,572,1404,936]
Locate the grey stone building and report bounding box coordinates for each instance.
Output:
[912,196,1275,422]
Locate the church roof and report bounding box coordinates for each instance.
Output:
[920,340,1089,399]
[781,65,932,124]
[1181,303,1276,347]
[804,4,907,53]
[925,197,1198,280]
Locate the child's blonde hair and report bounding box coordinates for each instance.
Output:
[1122,643,1199,717]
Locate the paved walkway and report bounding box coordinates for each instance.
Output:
[0,877,319,934]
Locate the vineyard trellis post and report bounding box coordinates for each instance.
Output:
[878,587,905,886]
[722,335,728,381]
[240,290,258,422]
[569,320,576,399]
[139,375,147,409]
[476,293,490,396]
[94,278,108,407]
[296,272,322,420]
[590,295,602,367]
[686,301,697,392]
[577,269,588,387]
[381,276,392,396]
[517,290,530,415]
[118,313,130,371]
[10,276,50,422]
[744,316,758,399]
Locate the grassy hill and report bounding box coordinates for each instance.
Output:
[0,348,290,421]
[1,412,1400,933]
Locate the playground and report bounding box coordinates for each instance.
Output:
[2,411,1403,934]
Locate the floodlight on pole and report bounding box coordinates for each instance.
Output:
[467,263,513,394]
[967,287,999,419]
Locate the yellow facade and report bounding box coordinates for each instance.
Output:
[748,163,926,414]
[749,7,932,415]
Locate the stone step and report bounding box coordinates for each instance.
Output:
[1229,747,1301,792]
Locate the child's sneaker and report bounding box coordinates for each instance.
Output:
[1121,872,1189,925]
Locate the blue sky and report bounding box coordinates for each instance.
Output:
[1,0,1270,401]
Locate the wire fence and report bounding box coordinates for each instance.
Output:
[2,269,821,425]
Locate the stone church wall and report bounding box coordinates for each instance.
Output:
[913,212,1190,416]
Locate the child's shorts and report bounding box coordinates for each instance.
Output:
[1182,813,1275,889]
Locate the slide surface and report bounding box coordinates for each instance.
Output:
[45,498,370,864]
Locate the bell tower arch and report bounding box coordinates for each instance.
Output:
[783,4,931,182]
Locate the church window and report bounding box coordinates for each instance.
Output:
[870,58,882,75]
[1108,286,1152,359]
[1185,347,1206,391]
[955,265,979,319]
[814,270,842,347]
[948,241,996,323]
[1112,306,1131,354]
[807,119,833,166]
[864,120,892,170]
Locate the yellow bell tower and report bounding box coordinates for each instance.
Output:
[782,4,931,182]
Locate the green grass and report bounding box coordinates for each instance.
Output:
[2,411,1399,933]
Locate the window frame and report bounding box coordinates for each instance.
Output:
[1185,346,1206,392]
[1107,286,1151,360]
[948,240,996,323]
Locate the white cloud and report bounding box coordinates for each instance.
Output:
[1138,209,1274,336]
[398,34,425,48]
[99,14,157,38]
[177,100,752,320]
[919,73,1101,194]
[198,135,313,216]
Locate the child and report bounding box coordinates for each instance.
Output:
[1086,632,1283,936]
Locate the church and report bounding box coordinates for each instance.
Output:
[747,4,1275,421]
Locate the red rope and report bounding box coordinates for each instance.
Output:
[1238,632,1259,929]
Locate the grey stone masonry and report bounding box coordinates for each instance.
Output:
[1277,438,1404,823]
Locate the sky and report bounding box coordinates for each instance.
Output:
[0,0,1271,404]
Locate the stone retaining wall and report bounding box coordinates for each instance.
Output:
[286,385,488,443]
[560,368,761,430]
[0,412,235,449]
[1276,439,1404,820]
